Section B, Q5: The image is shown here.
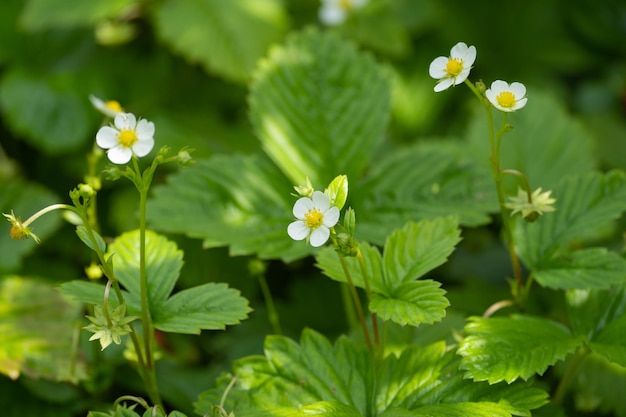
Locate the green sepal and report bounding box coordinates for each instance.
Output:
[76,225,106,254]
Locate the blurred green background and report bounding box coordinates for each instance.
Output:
[0,0,625,415]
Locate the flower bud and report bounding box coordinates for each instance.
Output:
[343,207,356,235]
[102,165,121,181]
[177,147,195,166]
[335,232,358,257]
[293,177,314,197]
[475,80,486,94]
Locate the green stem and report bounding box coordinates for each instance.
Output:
[340,283,359,330]
[257,273,282,335]
[133,157,161,407]
[337,253,373,351]
[356,248,380,347]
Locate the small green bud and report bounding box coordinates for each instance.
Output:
[248,258,267,277]
[78,183,95,199]
[343,207,356,235]
[335,232,358,257]
[177,147,195,166]
[325,175,348,210]
[293,177,314,197]
[503,123,514,132]
[475,80,486,94]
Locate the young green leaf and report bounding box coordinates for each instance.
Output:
[153,283,251,334]
[458,315,585,383]
[370,280,449,327]
[250,27,390,187]
[315,242,385,292]
[533,247,626,290]
[382,217,460,288]
[590,314,626,367]
[76,225,106,254]
[153,0,288,83]
[107,230,183,317]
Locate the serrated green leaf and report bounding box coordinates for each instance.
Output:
[381,402,518,417]
[0,178,61,272]
[58,280,140,315]
[250,27,390,187]
[0,276,86,382]
[466,91,597,196]
[315,242,385,292]
[107,230,183,316]
[458,315,585,383]
[515,171,626,268]
[590,314,626,367]
[19,0,135,31]
[153,283,250,334]
[0,70,90,154]
[147,154,309,261]
[359,142,494,244]
[153,0,288,83]
[370,281,449,327]
[533,248,626,290]
[382,217,460,287]
[76,225,106,254]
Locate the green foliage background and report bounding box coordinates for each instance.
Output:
[1,0,625,416]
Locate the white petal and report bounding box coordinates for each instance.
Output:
[453,68,471,85]
[311,191,330,211]
[288,221,309,241]
[136,119,155,139]
[490,80,509,94]
[462,45,477,67]
[96,126,120,149]
[485,89,497,105]
[131,137,155,157]
[323,206,340,228]
[293,196,315,219]
[309,226,330,247]
[428,57,448,78]
[114,113,136,130]
[319,6,345,25]
[450,42,468,58]
[89,94,105,109]
[509,82,526,98]
[513,97,528,110]
[434,78,454,92]
[107,146,133,164]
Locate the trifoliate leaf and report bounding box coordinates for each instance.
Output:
[359,142,494,244]
[382,217,460,287]
[153,0,288,83]
[458,315,585,383]
[514,171,626,268]
[147,154,309,262]
[153,283,250,334]
[107,230,183,316]
[0,70,90,154]
[466,91,597,196]
[0,178,61,272]
[590,314,626,367]
[250,27,390,187]
[533,248,626,290]
[370,280,449,327]
[76,225,106,254]
[0,276,86,382]
[19,0,136,31]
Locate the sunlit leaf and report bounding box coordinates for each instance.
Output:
[533,248,626,290]
[107,230,183,317]
[0,276,86,382]
[370,280,449,327]
[458,315,585,383]
[250,27,390,187]
[153,0,288,83]
[148,154,308,261]
[154,283,251,334]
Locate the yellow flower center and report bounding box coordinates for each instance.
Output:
[118,129,137,148]
[496,91,516,108]
[445,58,463,77]
[339,0,353,10]
[105,100,123,113]
[304,208,324,230]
